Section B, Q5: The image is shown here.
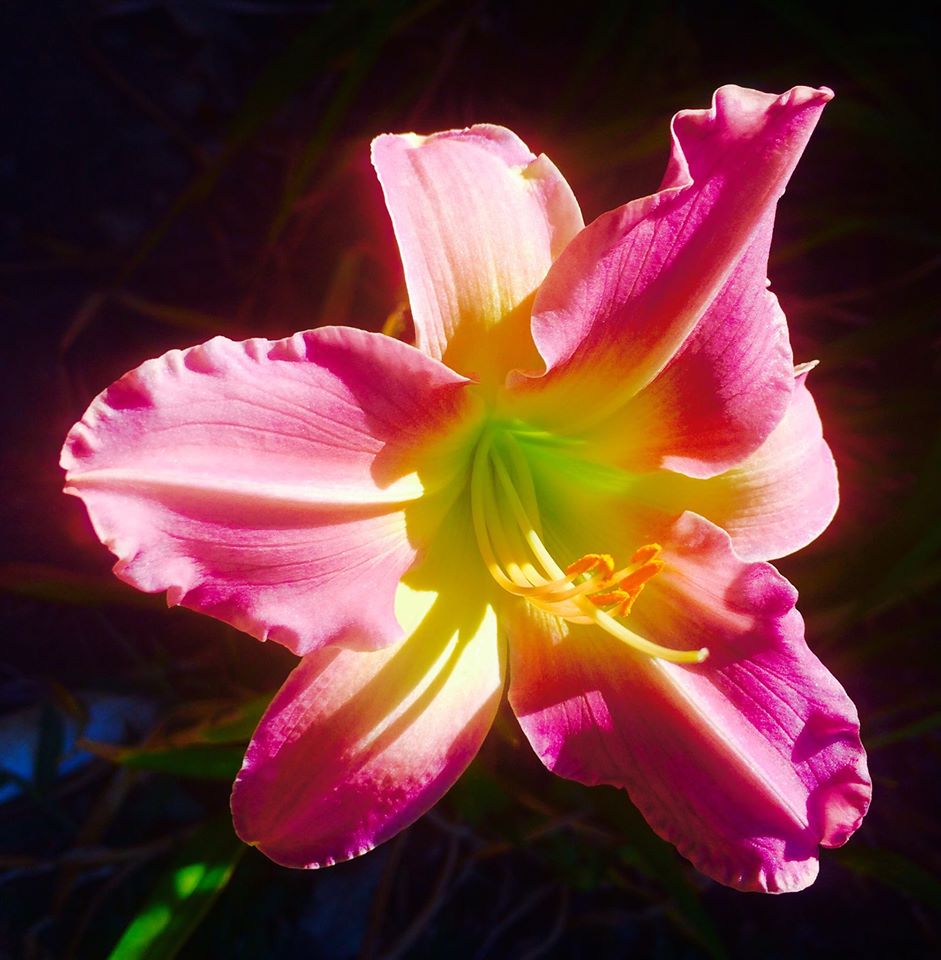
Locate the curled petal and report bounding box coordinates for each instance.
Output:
[634,375,839,560]
[508,514,870,892]
[509,85,830,472]
[62,327,480,655]
[599,277,793,479]
[231,506,505,867]
[372,124,583,381]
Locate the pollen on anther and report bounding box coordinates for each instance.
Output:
[619,560,664,593]
[630,543,662,565]
[615,593,639,618]
[590,589,631,609]
[566,553,615,579]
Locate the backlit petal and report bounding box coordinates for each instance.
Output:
[508,513,869,892]
[231,502,504,867]
[62,327,480,655]
[633,375,839,560]
[508,85,829,472]
[591,269,793,479]
[372,125,583,382]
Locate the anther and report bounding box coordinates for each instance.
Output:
[565,553,615,580]
[630,543,662,565]
[619,560,664,593]
[590,589,631,608]
[614,593,639,618]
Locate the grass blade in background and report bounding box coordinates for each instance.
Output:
[106,817,244,960]
[83,695,270,781]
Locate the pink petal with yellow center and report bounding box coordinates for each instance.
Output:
[231,508,504,868]
[595,261,792,478]
[372,124,583,382]
[61,327,478,655]
[508,513,869,893]
[633,374,839,561]
[509,85,830,475]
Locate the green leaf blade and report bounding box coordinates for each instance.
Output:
[107,818,244,960]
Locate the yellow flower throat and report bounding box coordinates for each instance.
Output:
[469,427,708,664]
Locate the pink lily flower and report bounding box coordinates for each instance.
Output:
[61,85,870,893]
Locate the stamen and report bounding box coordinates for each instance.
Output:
[469,432,708,665]
[565,553,615,579]
[490,450,563,580]
[473,438,606,604]
[594,608,709,663]
[471,433,528,595]
[501,432,545,538]
[630,543,662,565]
[619,560,664,593]
[614,593,639,618]
[590,590,631,608]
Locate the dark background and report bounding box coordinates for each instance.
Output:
[2,1,939,957]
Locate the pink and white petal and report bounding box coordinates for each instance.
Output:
[633,376,838,561]
[508,86,829,470]
[62,327,481,655]
[508,514,869,893]
[589,255,794,478]
[231,512,505,868]
[372,125,583,381]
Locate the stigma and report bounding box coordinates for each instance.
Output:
[470,429,708,665]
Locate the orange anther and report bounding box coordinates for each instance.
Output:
[630,543,662,565]
[566,553,615,580]
[615,593,639,618]
[590,589,631,608]
[619,560,664,593]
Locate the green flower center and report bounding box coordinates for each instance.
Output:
[468,423,707,664]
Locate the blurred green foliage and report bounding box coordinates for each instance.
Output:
[107,818,243,960]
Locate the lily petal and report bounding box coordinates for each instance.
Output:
[372,124,583,381]
[508,513,869,892]
[633,375,839,560]
[591,273,793,479]
[510,85,830,472]
[231,504,504,867]
[62,327,479,655]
